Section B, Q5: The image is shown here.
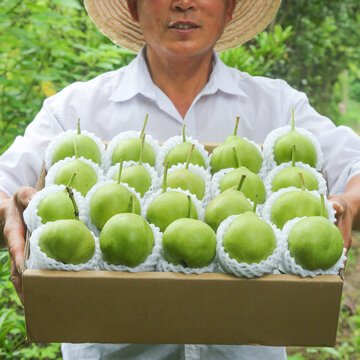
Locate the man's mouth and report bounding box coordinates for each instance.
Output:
[169,21,199,30]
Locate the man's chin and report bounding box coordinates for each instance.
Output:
[153,43,215,60]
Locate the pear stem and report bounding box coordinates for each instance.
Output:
[73,138,79,159]
[66,173,76,188]
[252,194,258,213]
[116,160,124,184]
[77,118,81,135]
[232,147,239,168]
[131,194,136,214]
[139,134,145,166]
[182,124,186,143]
[185,144,195,170]
[298,172,305,191]
[187,195,193,218]
[291,145,296,167]
[162,162,169,193]
[140,113,149,139]
[320,194,326,218]
[291,108,295,131]
[66,186,79,219]
[233,116,240,136]
[236,174,246,192]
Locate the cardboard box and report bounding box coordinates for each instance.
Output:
[22,143,344,346]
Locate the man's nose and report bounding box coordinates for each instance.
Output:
[171,0,196,11]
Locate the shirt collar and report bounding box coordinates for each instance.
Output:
[200,51,248,98]
[110,47,248,103]
[110,47,156,103]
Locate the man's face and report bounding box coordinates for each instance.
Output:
[127,0,236,58]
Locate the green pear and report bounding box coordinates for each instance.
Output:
[205,175,253,232]
[115,134,152,197]
[210,117,263,174]
[223,211,277,264]
[273,109,317,167]
[38,175,79,223]
[38,219,95,264]
[38,191,77,223]
[111,114,156,166]
[271,145,318,192]
[270,176,326,229]
[288,216,343,271]
[146,163,197,232]
[167,144,206,200]
[219,166,266,204]
[119,166,152,197]
[164,124,206,169]
[52,119,101,165]
[100,213,155,267]
[90,162,141,230]
[54,159,98,196]
[162,218,216,268]
[147,192,197,233]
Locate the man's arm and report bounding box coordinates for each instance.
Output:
[1,188,37,305]
[329,173,360,253]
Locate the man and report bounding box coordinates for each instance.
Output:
[1,0,360,359]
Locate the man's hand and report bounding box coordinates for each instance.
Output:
[2,187,37,305]
[328,174,360,259]
[329,195,353,254]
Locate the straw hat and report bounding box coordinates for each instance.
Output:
[84,0,282,53]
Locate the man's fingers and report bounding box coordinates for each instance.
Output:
[331,198,352,252]
[10,259,24,305]
[4,187,36,272]
[4,200,26,273]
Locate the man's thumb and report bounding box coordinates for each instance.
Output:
[330,198,345,215]
[16,187,37,208]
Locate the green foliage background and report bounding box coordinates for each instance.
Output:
[1,0,360,154]
[1,0,360,359]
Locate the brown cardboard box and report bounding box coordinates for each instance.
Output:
[22,143,344,346]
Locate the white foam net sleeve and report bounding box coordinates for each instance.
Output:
[103,130,161,172]
[264,161,328,199]
[157,135,211,175]
[280,217,346,277]
[26,223,101,271]
[44,129,106,171]
[45,156,104,188]
[99,223,162,272]
[141,187,205,223]
[262,187,336,228]
[209,168,232,200]
[262,125,323,175]
[105,161,161,199]
[23,184,89,234]
[156,250,220,274]
[216,214,285,278]
[167,163,213,207]
[85,179,144,237]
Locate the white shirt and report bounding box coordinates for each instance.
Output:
[1,48,360,198]
[2,47,359,360]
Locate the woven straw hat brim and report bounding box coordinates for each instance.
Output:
[84,0,282,53]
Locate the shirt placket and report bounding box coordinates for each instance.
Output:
[183,109,197,139]
[184,344,201,360]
